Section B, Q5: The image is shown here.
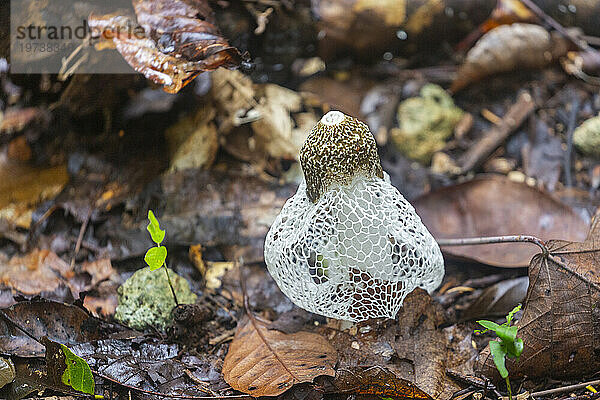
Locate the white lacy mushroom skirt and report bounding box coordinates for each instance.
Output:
[264,173,445,322]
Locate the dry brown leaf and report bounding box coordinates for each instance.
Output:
[211,69,316,162]
[89,0,244,93]
[299,75,374,118]
[476,213,600,380]
[414,175,588,267]
[452,23,569,92]
[0,250,70,296]
[165,106,218,171]
[222,315,337,397]
[81,259,115,288]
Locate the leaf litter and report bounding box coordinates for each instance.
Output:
[3,0,600,399]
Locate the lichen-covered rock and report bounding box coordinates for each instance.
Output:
[115,267,197,331]
[391,84,463,164]
[574,115,600,158]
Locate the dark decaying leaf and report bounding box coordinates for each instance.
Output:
[460,276,529,322]
[0,300,127,357]
[43,337,95,395]
[89,0,244,93]
[451,23,569,92]
[522,118,563,191]
[71,338,229,396]
[334,366,433,400]
[325,290,477,400]
[414,175,588,267]
[222,316,337,397]
[476,213,600,380]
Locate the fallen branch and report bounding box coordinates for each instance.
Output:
[458,91,536,174]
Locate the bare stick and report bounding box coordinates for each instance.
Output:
[437,235,548,257]
[458,91,536,174]
[530,379,600,398]
[564,94,580,188]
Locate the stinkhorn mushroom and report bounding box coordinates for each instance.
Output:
[264,111,444,322]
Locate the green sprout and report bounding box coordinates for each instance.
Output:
[145,210,179,305]
[475,304,523,400]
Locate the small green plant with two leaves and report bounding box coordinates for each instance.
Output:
[475,304,523,400]
[145,210,178,305]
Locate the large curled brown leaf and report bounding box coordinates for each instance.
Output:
[451,23,569,92]
[222,316,337,397]
[476,213,600,380]
[414,175,588,267]
[89,0,243,93]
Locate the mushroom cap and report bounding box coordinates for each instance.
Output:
[265,111,444,322]
[300,111,383,203]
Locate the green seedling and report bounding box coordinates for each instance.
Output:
[475,304,523,400]
[145,210,179,305]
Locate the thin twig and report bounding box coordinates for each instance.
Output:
[437,235,548,257]
[564,95,580,188]
[458,91,536,174]
[531,379,600,398]
[519,0,593,52]
[70,206,93,270]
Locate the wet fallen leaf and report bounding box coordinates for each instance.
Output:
[460,276,529,322]
[222,315,337,397]
[452,23,569,92]
[72,338,222,397]
[476,212,600,380]
[42,337,95,396]
[0,300,126,357]
[334,366,432,399]
[89,0,244,93]
[414,175,588,267]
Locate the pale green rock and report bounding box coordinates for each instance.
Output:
[391,84,464,164]
[573,115,600,158]
[115,267,197,331]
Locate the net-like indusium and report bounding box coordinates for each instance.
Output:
[264,111,444,322]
